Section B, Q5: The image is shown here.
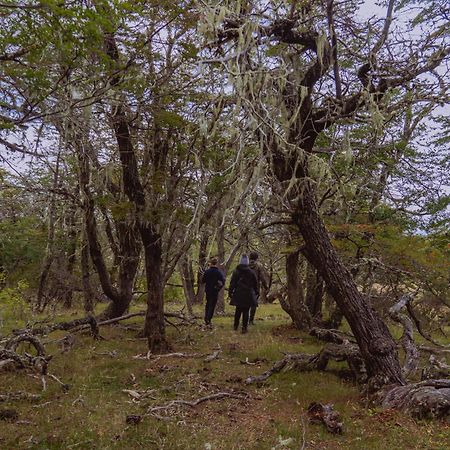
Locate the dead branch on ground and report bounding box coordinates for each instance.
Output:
[307,402,343,434]
[146,391,249,420]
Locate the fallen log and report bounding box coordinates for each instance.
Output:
[10,310,195,339]
[245,343,366,385]
[245,353,317,385]
[5,334,46,356]
[307,402,343,434]
[12,315,100,339]
[0,349,51,375]
[0,392,41,403]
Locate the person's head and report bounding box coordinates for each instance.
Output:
[239,254,249,266]
[209,257,218,267]
[249,252,258,261]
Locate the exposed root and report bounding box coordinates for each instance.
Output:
[421,355,450,381]
[377,379,450,420]
[310,327,355,344]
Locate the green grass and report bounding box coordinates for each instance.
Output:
[0,303,448,449]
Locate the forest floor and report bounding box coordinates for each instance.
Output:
[0,302,449,449]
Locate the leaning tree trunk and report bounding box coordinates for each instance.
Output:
[293,183,404,388]
[284,250,312,330]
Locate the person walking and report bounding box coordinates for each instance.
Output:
[229,254,258,334]
[249,251,269,325]
[201,257,225,328]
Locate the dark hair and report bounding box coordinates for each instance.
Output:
[209,257,218,266]
[249,252,258,261]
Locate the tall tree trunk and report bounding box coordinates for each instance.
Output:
[194,231,209,304]
[80,227,94,313]
[103,29,169,352]
[216,223,226,313]
[284,250,312,330]
[63,206,78,309]
[75,129,140,319]
[293,183,404,387]
[179,252,195,316]
[36,150,61,311]
[141,228,170,353]
[305,263,324,319]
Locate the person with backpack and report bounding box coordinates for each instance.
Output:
[229,254,258,334]
[201,257,225,328]
[249,251,269,325]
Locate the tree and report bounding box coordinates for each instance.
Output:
[198,0,449,387]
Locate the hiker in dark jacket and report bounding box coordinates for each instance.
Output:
[201,257,225,327]
[249,251,269,325]
[229,254,258,333]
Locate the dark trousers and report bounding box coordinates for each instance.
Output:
[234,306,250,329]
[249,305,257,323]
[204,291,219,324]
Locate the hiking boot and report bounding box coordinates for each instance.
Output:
[249,320,254,325]
[233,324,238,331]
[241,327,248,334]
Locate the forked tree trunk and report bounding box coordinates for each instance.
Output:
[284,250,312,330]
[293,183,404,387]
[77,141,139,319]
[101,26,170,353]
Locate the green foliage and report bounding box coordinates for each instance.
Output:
[0,278,32,329]
[0,216,47,286]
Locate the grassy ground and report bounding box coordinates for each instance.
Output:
[0,303,448,449]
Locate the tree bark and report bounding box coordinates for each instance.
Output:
[305,262,324,319]
[80,226,94,314]
[284,250,312,330]
[194,231,209,304]
[293,182,404,387]
[179,252,195,316]
[36,150,61,311]
[62,205,78,309]
[216,223,226,313]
